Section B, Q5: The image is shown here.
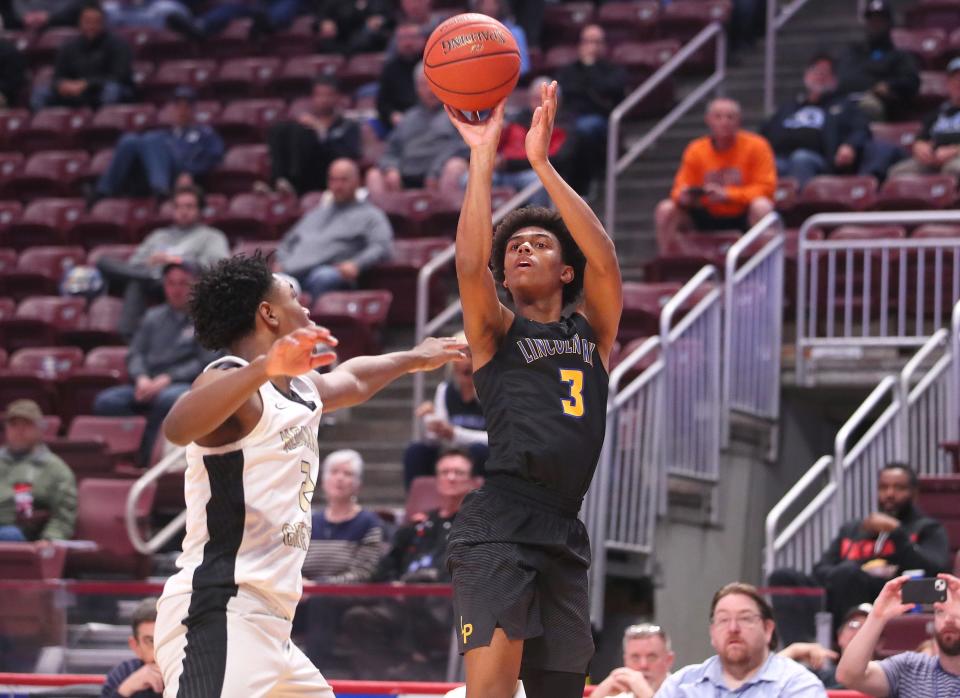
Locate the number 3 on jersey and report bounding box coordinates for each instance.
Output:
[559,369,585,418]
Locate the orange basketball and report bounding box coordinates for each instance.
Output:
[423,13,521,112]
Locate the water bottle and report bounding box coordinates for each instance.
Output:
[815,611,835,673]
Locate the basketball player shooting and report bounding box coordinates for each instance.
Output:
[151,254,466,697]
[443,81,623,698]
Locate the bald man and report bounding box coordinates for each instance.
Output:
[276,158,394,299]
[655,98,776,253]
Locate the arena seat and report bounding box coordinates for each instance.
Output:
[597,1,660,43]
[311,289,393,360]
[786,176,878,226]
[87,244,137,266]
[875,174,957,210]
[609,335,659,383]
[18,108,91,153]
[619,281,684,342]
[24,27,79,66]
[0,153,24,197]
[906,0,960,30]
[914,71,948,115]
[0,200,21,240]
[406,476,441,520]
[372,190,460,239]
[870,121,922,150]
[213,192,299,241]
[156,99,222,129]
[8,346,84,378]
[338,52,387,91]
[270,55,346,99]
[542,2,595,47]
[57,368,126,426]
[209,57,283,100]
[0,295,86,351]
[876,614,934,658]
[65,477,157,578]
[68,415,146,467]
[142,59,217,103]
[77,104,158,152]
[116,26,189,62]
[60,294,126,351]
[66,198,156,248]
[206,144,270,195]
[363,237,451,325]
[83,345,129,379]
[0,150,90,200]
[0,109,29,151]
[0,369,57,413]
[658,0,730,69]
[7,245,87,295]
[0,542,67,651]
[204,18,256,59]
[214,98,286,145]
[0,297,13,318]
[0,249,13,272]
[612,39,680,90]
[891,27,949,69]
[646,231,743,282]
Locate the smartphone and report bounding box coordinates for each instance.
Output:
[901,577,947,605]
[685,186,706,197]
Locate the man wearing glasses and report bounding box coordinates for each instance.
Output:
[655,582,827,697]
[591,624,675,698]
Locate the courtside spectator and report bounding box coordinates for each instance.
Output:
[762,54,871,186]
[263,77,361,196]
[102,0,192,32]
[471,0,529,77]
[0,38,26,107]
[277,158,393,299]
[95,87,224,200]
[656,582,828,697]
[836,0,919,122]
[782,603,871,689]
[31,2,134,111]
[889,57,960,178]
[770,463,950,636]
[365,66,468,198]
[404,338,486,490]
[93,262,217,466]
[655,98,776,252]
[302,450,384,584]
[100,597,163,698]
[376,22,425,133]
[0,400,76,543]
[97,186,229,337]
[314,0,392,55]
[341,450,480,679]
[836,573,960,696]
[592,623,676,698]
[0,0,87,30]
[556,25,626,168]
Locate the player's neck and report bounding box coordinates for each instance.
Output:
[940,652,960,675]
[514,296,563,324]
[325,500,359,522]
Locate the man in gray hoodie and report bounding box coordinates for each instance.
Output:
[276,158,393,299]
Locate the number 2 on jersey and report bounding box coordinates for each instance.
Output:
[559,369,585,418]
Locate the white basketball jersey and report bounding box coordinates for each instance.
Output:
[160,356,323,620]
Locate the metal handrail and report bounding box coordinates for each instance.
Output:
[765,454,833,573]
[764,0,821,114]
[605,22,726,238]
[126,446,187,555]
[660,265,720,340]
[952,301,960,445]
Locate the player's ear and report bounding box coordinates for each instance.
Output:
[560,264,574,284]
[258,301,280,330]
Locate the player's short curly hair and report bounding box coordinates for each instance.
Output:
[190,253,275,351]
[490,206,586,308]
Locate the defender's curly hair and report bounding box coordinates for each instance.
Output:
[490,206,586,308]
[190,253,275,351]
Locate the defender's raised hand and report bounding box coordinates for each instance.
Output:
[265,326,339,377]
[410,336,468,372]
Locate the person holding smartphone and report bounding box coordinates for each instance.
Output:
[836,573,960,696]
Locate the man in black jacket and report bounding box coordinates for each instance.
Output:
[836,0,919,122]
[375,22,424,134]
[762,54,871,186]
[771,463,950,642]
[30,2,134,111]
[0,38,26,108]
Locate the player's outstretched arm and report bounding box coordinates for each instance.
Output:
[445,101,515,368]
[163,326,339,446]
[527,81,622,367]
[312,336,467,413]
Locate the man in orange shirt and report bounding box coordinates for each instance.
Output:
[654,98,776,253]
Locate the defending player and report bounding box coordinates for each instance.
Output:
[444,81,623,698]
[152,254,465,697]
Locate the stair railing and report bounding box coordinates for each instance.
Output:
[125,446,187,555]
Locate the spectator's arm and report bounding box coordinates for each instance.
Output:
[180,128,225,175]
[51,44,74,84]
[780,667,829,698]
[434,379,488,446]
[722,137,777,206]
[885,52,920,100]
[890,521,950,574]
[165,355,208,384]
[839,101,871,152]
[670,142,702,202]
[324,525,384,583]
[125,319,152,381]
[812,531,845,583]
[128,232,161,267]
[40,459,76,540]
[332,121,362,161]
[835,615,891,697]
[370,524,414,582]
[428,138,469,180]
[349,209,393,272]
[377,124,404,172]
[193,231,230,268]
[375,64,399,128]
[85,38,132,89]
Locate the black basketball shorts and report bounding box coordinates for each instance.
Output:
[446,480,594,673]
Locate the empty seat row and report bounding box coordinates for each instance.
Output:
[892,26,960,69]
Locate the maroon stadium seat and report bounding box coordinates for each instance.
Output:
[24,28,79,66]
[0,109,29,151]
[213,192,298,242]
[270,15,320,57]
[65,477,157,578]
[0,297,13,318]
[619,282,683,342]
[206,145,271,195]
[156,99,221,128]
[66,198,156,248]
[270,55,345,98]
[914,71,948,115]
[339,53,387,91]
[0,200,22,243]
[78,104,158,152]
[870,121,922,150]
[891,27,949,69]
[18,108,91,153]
[787,176,878,226]
[0,150,90,200]
[906,0,960,30]
[311,289,393,360]
[0,295,86,351]
[68,415,146,465]
[0,248,15,272]
[542,44,580,72]
[204,18,255,59]
[115,26,189,62]
[0,541,66,579]
[0,369,57,413]
[142,59,217,103]
[611,40,680,95]
[597,1,660,43]
[87,244,137,267]
[876,614,934,658]
[0,153,24,193]
[83,345,129,379]
[57,367,127,425]
[609,335,660,383]
[876,175,957,210]
[209,57,283,100]
[60,294,126,351]
[6,245,87,295]
[87,148,115,185]
[363,237,452,325]
[645,231,743,282]
[8,346,84,378]
[406,476,441,520]
[542,3,595,47]
[371,190,460,239]
[659,1,731,62]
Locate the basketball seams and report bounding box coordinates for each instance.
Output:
[423,65,521,96]
[423,49,521,71]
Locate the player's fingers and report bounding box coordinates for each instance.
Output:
[530,106,542,129]
[310,350,337,369]
[491,99,507,121]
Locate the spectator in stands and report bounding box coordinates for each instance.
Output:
[365,66,468,199]
[262,77,361,196]
[888,56,960,178]
[470,0,530,77]
[836,573,960,696]
[0,38,26,108]
[276,158,393,299]
[166,0,301,40]
[775,604,872,689]
[0,400,76,543]
[93,262,218,466]
[0,0,87,31]
[95,87,224,200]
[555,25,626,165]
[655,98,776,253]
[96,186,229,338]
[770,463,950,638]
[762,54,872,186]
[101,0,192,32]
[100,597,163,698]
[592,623,675,698]
[404,337,486,490]
[314,0,393,55]
[656,582,828,697]
[506,0,542,48]
[375,22,425,134]
[30,2,134,111]
[836,0,919,122]
[341,450,480,679]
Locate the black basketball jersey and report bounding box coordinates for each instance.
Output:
[473,312,608,503]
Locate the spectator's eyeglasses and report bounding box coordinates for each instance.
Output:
[711,613,764,628]
[844,619,865,630]
[438,469,471,480]
[624,623,664,640]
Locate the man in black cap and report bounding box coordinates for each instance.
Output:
[0,400,76,543]
[836,0,920,121]
[93,261,218,466]
[95,85,224,199]
[890,56,960,177]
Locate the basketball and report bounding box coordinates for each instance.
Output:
[423,13,521,113]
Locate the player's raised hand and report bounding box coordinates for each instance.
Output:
[525,80,558,168]
[265,326,339,377]
[444,99,506,153]
[410,336,468,372]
